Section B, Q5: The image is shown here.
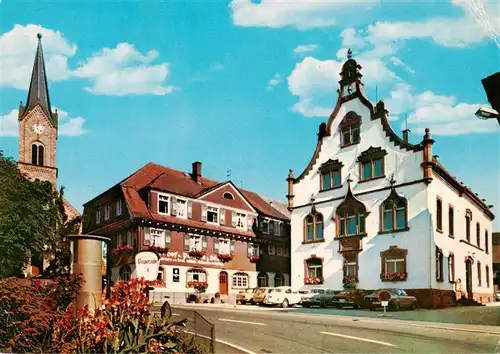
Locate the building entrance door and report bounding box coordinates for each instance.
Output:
[465,259,473,300]
[219,271,228,295]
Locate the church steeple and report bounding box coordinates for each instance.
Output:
[24,33,57,128]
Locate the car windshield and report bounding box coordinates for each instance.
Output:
[311,289,325,293]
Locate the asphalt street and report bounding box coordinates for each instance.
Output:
[172,306,500,354]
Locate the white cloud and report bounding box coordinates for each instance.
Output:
[0,24,77,90]
[385,84,499,136]
[73,43,174,96]
[388,56,415,74]
[266,73,282,91]
[293,44,319,55]
[287,55,397,117]
[229,0,378,29]
[0,108,87,137]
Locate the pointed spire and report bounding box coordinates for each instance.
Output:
[25,33,56,127]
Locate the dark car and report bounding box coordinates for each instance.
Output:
[364,288,417,310]
[308,289,341,307]
[330,289,372,309]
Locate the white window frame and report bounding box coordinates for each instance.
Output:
[249,243,260,257]
[151,228,164,246]
[207,206,219,224]
[276,246,283,256]
[268,245,276,255]
[96,208,101,224]
[187,269,206,282]
[176,199,188,219]
[189,235,202,251]
[104,204,111,220]
[236,213,247,229]
[385,258,404,273]
[116,199,123,216]
[232,273,249,288]
[345,261,357,277]
[219,239,230,254]
[307,264,322,278]
[158,195,169,215]
[262,219,269,233]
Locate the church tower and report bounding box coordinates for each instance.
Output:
[18,33,58,188]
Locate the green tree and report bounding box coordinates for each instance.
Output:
[0,151,60,278]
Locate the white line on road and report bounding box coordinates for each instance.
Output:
[184,330,257,354]
[320,331,396,347]
[172,313,180,316]
[219,318,267,326]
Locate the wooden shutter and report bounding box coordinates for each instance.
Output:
[231,211,237,227]
[164,230,171,248]
[230,240,236,254]
[276,222,281,236]
[202,236,208,250]
[247,216,253,231]
[170,196,177,216]
[213,238,219,253]
[183,234,190,251]
[219,208,226,225]
[201,204,207,222]
[187,201,193,219]
[144,228,151,246]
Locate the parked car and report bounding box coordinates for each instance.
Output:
[329,289,372,309]
[364,288,417,310]
[253,287,273,305]
[309,289,341,308]
[299,288,328,307]
[495,291,500,302]
[264,286,302,308]
[236,288,258,305]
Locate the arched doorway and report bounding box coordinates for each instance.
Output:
[219,271,228,295]
[465,258,473,300]
[257,272,268,287]
[274,273,284,287]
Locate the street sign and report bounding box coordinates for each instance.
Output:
[377,290,392,302]
[381,301,389,307]
[135,251,160,281]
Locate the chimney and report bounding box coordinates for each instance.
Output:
[402,129,410,143]
[192,161,202,182]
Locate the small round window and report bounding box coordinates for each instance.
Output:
[223,192,234,200]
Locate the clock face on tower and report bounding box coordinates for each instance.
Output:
[32,123,44,135]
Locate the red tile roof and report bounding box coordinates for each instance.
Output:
[120,162,289,221]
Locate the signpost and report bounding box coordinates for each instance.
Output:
[377,290,392,317]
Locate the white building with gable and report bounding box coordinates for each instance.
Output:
[286,51,495,308]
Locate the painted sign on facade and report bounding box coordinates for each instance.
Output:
[135,251,160,281]
[159,251,223,265]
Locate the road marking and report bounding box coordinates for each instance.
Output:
[320,331,396,347]
[184,330,257,354]
[218,318,267,326]
[172,313,180,316]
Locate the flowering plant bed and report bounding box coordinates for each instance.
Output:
[148,246,169,255]
[304,276,323,285]
[249,255,260,263]
[187,281,209,293]
[343,275,357,288]
[217,253,233,263]
[188,249,206,259]
[112,244,135,257]
[381,271,407,281]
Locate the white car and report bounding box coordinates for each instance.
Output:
[264,286,302,308]
[299,288,327,307]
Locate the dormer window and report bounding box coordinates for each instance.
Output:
[339,111,362,147]
[319,159,343,191]
[158,195,169,214]
[357,146,387,182]
[223,192,234,200]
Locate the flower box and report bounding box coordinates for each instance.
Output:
[187,281,208,293]
[148,246,169,255]
[249,255,260,263]
[381,272,407,281]
[217,253,233,263]
[343,276,357,289]
[304,276,323,285]
[188,249,206,259]
[112,245,135,257]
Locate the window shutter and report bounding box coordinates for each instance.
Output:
[277,222,282,236]
[230,240,236,254]
[247,216,253,231]
[164,230,171,248]
[183,234,190,251]
[247,243,253,257]
[187,201,193,219]
[219,208,226,225]
[171,196,177,216]
[214,238,219,253]
[202,236,208,250]
[144,228,151,246]
[232,211,237,227]
[201,204,207,222]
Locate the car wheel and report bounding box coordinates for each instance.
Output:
[320,301,327,308]
[352,304,359,309]
[281,299,289,308]
[303,303,310,308]
[411,301,416,310]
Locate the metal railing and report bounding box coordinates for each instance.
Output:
[173,308,215,353]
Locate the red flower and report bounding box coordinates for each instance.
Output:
[249,255,260,263]
[217,253,233,263]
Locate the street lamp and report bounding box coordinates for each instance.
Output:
[475,106,500,120]
[477,72,500,126]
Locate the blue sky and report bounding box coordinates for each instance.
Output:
[1,1,499,227]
